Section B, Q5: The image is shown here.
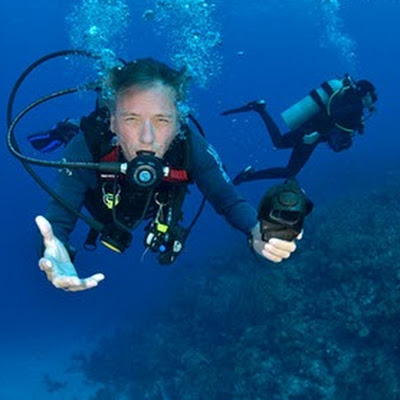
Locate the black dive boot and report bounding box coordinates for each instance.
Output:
[233,166,255,185]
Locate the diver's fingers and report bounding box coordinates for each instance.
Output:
[85,273,105,286]
[80,273,105,289]
[38,257,58,284]
[38,257,53,274]
[262,238,297,263]
[262,251,285,263]
[38,257,105,291]
[35,215,56,245]
[53,276,81,289]
[61,274,105,292]
[263,242,293,261]
[268,238,297,252]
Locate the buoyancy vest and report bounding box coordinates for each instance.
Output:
[80,107,194,260]
[310,81,363,135]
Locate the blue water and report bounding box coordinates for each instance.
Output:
[1,1,400,398]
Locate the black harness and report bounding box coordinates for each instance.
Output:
[309,81,336,111]
[308,80,362,135]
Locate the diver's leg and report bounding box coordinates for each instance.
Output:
[255,107,301,149]
[282,143,316,177]
[232,126,304,184]
[233,166,291,183]
[233,144,316,184]
[220,100,266,116]
[221,100,299,149]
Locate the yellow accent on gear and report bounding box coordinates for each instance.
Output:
[156,222,169,233]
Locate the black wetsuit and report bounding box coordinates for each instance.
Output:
[44,126,258,250]
[242,92,365,181]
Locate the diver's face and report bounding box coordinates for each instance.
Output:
[110,84,180,161]
[361,92,375,110]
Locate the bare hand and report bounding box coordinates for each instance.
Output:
[251,223,298,263]
[35,216,105,292]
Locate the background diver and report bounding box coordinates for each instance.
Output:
[221,75,378,185]
[32,58,300,292]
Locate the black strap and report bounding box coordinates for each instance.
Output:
[309,81,337,113]
[321,81,335,96]
[84,228,99,251]
[309,89,326,111]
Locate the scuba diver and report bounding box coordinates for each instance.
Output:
[17,57,301,292]
[221,75,378,185]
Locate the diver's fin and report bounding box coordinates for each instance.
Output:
[28,120,79,153]
[221,100,266,116]
[27,132,64,153]
[233,165,255,185]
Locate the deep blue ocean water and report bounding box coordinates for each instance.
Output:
[1,1,400,398]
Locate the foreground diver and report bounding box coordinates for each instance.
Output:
[221,76,377,184]
[35,58,300,292]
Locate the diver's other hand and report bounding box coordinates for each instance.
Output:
[35,216,105,292]
[302,131,320,145]
[250,223,297,263]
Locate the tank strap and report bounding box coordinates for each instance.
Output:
[309,89,326,111]
[321,81,335,96]
[310,81,338,113]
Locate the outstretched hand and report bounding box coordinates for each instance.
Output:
[251,223,298,263]
[35,216,105,292]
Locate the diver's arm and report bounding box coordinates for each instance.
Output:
[36,134,104,291]
[190,132,298,262]
[44,134,97,244]
[189,132,257,233]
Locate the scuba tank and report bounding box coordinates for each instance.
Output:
[281,78,345,130]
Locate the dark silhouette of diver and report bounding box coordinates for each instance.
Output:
[221,77,377,185]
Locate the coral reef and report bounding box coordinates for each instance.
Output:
[74,171,400,399]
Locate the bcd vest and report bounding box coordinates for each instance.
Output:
[80,107,194,263]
